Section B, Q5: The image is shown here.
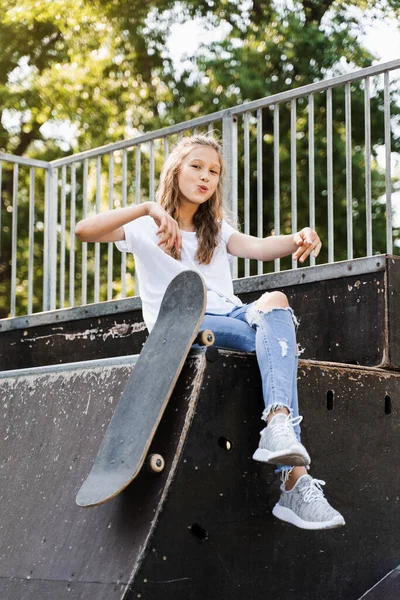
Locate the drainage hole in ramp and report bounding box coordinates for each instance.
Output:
[218,436,234,451]
[326,390,334,411]
[189,523,208,541]
[385,395,392,415]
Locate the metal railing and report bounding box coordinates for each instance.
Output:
[1,59,400,318]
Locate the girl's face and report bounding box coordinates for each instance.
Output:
[177,146,221,208]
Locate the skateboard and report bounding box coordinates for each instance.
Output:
[76,270,214,507]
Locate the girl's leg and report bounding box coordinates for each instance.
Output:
[202,303,345,530]
[200,313,256,353]
[203,299,308,466]
[237,292,310,467]
[242,293,344,529]
[244,291,300,426]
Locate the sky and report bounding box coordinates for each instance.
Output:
[167,15,400,228]
[167,10,400,68]
[27,10,400,229]
[361,18,400,63]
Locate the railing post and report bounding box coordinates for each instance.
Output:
[43,167,58,311]
[222,113,238,278]
[222,113,233,214]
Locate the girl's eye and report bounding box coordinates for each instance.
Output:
[211,170,218,175]
[192,165,200,169]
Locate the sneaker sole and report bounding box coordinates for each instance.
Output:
[272,504,345,530]
[252,446,311,467]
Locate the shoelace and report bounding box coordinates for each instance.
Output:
[280,467,294,485]
[264,414,303,437]
[300,478,326,503]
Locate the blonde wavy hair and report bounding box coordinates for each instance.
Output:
[156,134,225,265]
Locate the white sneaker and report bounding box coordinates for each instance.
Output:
[252,413,310,466]
[273,474,345,530]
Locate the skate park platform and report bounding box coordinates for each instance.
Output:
[0,255,399,599]
[359,564,400,599]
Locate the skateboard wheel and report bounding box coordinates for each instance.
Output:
[196,329,215,347]
[148,453,165,473]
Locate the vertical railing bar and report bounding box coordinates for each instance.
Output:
[384,71,393,254]
[223,114,239,276]
[274,104,281,273]
[94,156,101,303]
[10,164,18,317]
[231,116,238,279]
[50,167,58,311]
[345,81,353,260]
[43,169,50,311]
[69,164,76,308]
[208,123,214,135]
[60,166,67,308]
[0,162,2,251]
[244,112,250,277]
[27,168,35,315]
[107,152,114,301]
[291,98,298,269]
[364,76,372,256]
[135,145,141,206]
[121,149,127,298]
[81,158,88,304]
[149,141,155,202]
[327,88,334,263]
[135,146,141,295]
[308,93,316,267]
[256,109,263,275]
[164,137,169,161]
[222,115,233,217]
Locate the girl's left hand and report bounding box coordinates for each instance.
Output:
[292,228,322,263]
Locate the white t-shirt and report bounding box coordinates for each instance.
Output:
[115,216,243,331]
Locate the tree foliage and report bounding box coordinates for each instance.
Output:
[0,0,399,315]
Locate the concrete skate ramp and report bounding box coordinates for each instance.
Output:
[359,564,400,600]
[0,350,399,599]
[0,353,206,599]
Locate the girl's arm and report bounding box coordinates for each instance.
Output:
[75,202,182,253]
[227,228,321,264]
[75,204,147,243]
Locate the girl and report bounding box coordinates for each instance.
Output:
[75,135,345,531]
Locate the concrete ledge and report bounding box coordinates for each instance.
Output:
[0,254,399,371]
[0,255,387,334]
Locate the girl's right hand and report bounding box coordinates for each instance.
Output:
[146,202,182,257]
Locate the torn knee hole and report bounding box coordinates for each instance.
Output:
[255,291,289,312]
[277,338,289,357]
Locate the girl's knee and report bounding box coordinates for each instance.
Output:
[255,291,289,312]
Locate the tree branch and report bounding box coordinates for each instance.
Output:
[302,0,335,26]
[13,122,43,157]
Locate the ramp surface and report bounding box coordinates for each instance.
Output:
[124,354,400,600]
[359,565,400,599]
[1,351,399,599]
[0,354,205,599]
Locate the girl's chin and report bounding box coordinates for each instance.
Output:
[181,195,210,205]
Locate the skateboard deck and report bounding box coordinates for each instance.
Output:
[76,270,209,507]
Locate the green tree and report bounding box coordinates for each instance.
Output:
[0,0,399,315]
[0,0,178,316]
[172,0,400,271]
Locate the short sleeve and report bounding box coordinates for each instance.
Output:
[220,220,238,245]
[114,219,145,254]
[114,231,129,253]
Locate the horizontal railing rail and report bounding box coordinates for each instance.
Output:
[1,59,399,319]
[48,58,400,167]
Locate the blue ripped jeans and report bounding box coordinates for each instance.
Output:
[201,301,301,444]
